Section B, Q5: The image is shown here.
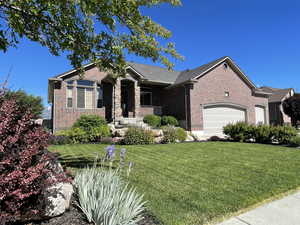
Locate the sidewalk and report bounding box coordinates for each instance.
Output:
[218,191,300,225]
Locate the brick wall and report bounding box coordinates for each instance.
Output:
[189,62,269,131]
[52,67,108,131]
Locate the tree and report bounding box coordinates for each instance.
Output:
[282,96,300,127]
[0,0,183,75]
[4,90,44,119]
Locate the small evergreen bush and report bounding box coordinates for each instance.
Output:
[161,115,179,126]
[73,114,107,132]
[123,127,154,145]
[223,122,255,142]
[143,114,161,127]
[176,127,187,142]
[55,115,111,144]
[272,125,298,145]
[56,127,89,144]
[253,125,273,144]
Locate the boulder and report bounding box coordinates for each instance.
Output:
[43,182,73,217]
[185,134,195,142]
[115,128,128,137]
[154,136,164,144]
[152,129,163,137]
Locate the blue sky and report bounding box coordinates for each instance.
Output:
[0,0,300,107]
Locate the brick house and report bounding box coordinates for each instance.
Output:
[48,56,270,137]
[259,86,295,125]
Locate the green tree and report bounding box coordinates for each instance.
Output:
[0,0,183,75]
[4,90,44,119]
[283,96,300,127]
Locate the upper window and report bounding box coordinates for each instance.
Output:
[66,80,74,85]
[77,80,94,86]
[66,86,73,108]
[140,88,152,106]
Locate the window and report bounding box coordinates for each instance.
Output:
[77,80,94,86]
[77,87,93,109]
[66,80,74,85]
[140,88,152,106]
[96,86,103,108]
[67,86,73,107]
[225,91,230,97]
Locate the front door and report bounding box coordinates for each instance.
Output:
[121,85,129,117]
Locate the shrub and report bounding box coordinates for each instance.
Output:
[253,125,273,144]
[143,114,161,127]
[56,127,89,144]
[0,92,67,223]
[74,166,145,225]
[272,125,298,145]
[73,114,107,132]
[123,127,154,145]
[48,135,71,145]
[288,135,300,147]
[223,122,255,142]
[161,115,179,126]
[162,126,177,143]
[176,127,187,142]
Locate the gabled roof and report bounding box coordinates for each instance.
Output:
[127,62,181,84]
[259,86,294,102]
[49,56,258,89]
[174,56,228,84]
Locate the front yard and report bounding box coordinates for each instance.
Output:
[49,142,300,225]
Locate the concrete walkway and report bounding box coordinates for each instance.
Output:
[218,191,300,225]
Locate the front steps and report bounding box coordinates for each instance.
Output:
[113,117,150,129]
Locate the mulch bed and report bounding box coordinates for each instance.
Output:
[23,198,160,225]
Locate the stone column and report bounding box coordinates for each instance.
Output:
[134,82,141,118]
[114,79,122,120]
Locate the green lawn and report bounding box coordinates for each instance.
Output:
[49,142,300,225]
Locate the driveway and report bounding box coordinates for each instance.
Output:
[218,191,300,225]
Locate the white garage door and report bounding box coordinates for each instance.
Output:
[203,105,246,136]
[255,106,265,125]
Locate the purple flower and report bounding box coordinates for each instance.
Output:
[105,145,116,159]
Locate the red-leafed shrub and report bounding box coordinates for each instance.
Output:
[0,90,67,224]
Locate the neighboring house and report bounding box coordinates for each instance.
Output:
[48,56,270,137]
[259,86,295,125]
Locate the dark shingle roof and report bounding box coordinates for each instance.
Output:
[259,86,293,102]
[127,62,181,83]
[174,56,228,84]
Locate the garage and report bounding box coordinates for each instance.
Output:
[255,106,266,125]
[203,105,246,136]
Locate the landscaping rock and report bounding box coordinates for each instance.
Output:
[154,136,163,144]
[115,128,128,137]
[108,123,116,135]
[43,183,73,218]
[152,129,163,137]
[185,134,195,142]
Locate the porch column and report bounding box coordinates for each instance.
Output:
[114,79,122,119]
[134,82,140,118]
